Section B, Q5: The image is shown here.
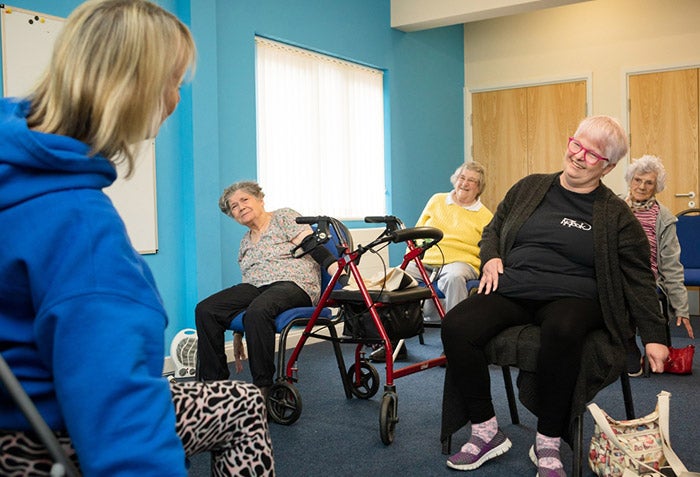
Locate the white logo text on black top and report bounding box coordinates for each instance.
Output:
[560,217,591,230]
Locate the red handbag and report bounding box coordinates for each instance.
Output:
[664,344,695,375]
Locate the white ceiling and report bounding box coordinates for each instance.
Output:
[390,0,592,32]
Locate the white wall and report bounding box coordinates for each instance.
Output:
[463,0,700,194]
[390,0,587,31]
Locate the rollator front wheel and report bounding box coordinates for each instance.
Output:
[347,362,380,399]
[267,381,302,425]
[379,391,398,445]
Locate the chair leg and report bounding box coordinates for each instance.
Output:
[501,366,520,424]
[658,289,671,344]
[572,414,583,477]
[620,372,635,419]
[275,321,296,379]
[442,435,452,455]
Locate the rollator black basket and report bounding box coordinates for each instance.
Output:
[341,300,424,340]
[333,286,431,341]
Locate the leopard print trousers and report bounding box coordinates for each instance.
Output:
[0,380,275,476]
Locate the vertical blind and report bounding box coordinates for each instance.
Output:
[255,37,386,219]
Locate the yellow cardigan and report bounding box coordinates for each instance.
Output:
[415,193,493,270]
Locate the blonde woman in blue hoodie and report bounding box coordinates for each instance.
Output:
[0,1,273,475]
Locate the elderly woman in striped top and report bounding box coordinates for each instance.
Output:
[625,155,694,374]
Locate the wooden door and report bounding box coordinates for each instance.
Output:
[629,69,699,214]
[472,81,587,212]
[472,88,527,212]
[527,81,587,174]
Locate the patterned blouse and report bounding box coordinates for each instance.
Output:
[238,208,321,303]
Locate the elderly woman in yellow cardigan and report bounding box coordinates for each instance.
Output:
[407,161,494,314]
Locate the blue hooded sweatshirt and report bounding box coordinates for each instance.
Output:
[0,98,187,475]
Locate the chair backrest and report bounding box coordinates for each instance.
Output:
[321,219,353,290]
[676,208,700,269]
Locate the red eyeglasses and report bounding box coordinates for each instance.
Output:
[567,137,609,165]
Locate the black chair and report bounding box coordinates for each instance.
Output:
[639,288,672,377]
[676,208,700,287]
[441,324,635,477]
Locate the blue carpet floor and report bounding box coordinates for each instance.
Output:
[188,317,699,476]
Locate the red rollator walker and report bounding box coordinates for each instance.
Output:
[266,215,448,444]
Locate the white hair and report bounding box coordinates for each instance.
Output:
[625,155,667,193]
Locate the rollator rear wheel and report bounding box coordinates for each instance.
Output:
[347,362,380,399]
[267,381,302,425]
[379,391,398,445]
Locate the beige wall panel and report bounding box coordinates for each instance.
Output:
[527,81,587,174]
[464,0,700,194]
[472,88,527,211]
[629,69,699,214]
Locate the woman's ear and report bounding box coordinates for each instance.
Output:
[602,162,617,176]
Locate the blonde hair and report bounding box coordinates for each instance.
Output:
[26,0,196,176]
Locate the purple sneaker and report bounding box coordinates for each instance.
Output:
[529,445,567,477]
[446,429,512,471]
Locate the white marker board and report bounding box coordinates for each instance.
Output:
[1,5,159,254]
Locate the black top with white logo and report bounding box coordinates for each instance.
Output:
[498,180,597,300]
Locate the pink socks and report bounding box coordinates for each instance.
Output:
[463,416,498,453]
[536,432,564,471]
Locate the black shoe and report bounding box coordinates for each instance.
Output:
[369,342,408,362]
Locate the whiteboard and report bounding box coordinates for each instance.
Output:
[1,5,159,254]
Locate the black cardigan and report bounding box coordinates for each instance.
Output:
[441,172,669,444]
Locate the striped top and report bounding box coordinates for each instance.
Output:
[632,203,660,278]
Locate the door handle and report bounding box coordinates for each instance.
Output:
[674,191,696,198]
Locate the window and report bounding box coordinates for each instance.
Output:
[255,37,386,219]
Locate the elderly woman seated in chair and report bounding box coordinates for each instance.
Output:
[195,181,341,397]
[440,116,670,477]
[406,160,493,313]
[623,154,694,376]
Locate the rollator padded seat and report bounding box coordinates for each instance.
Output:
[330,286,432,304]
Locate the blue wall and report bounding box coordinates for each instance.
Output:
[1,0,464,351]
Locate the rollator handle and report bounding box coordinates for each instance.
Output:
[296,216,325,225]
[364,215,394,223]
[364,215,405,232]
[389,226,443,244]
